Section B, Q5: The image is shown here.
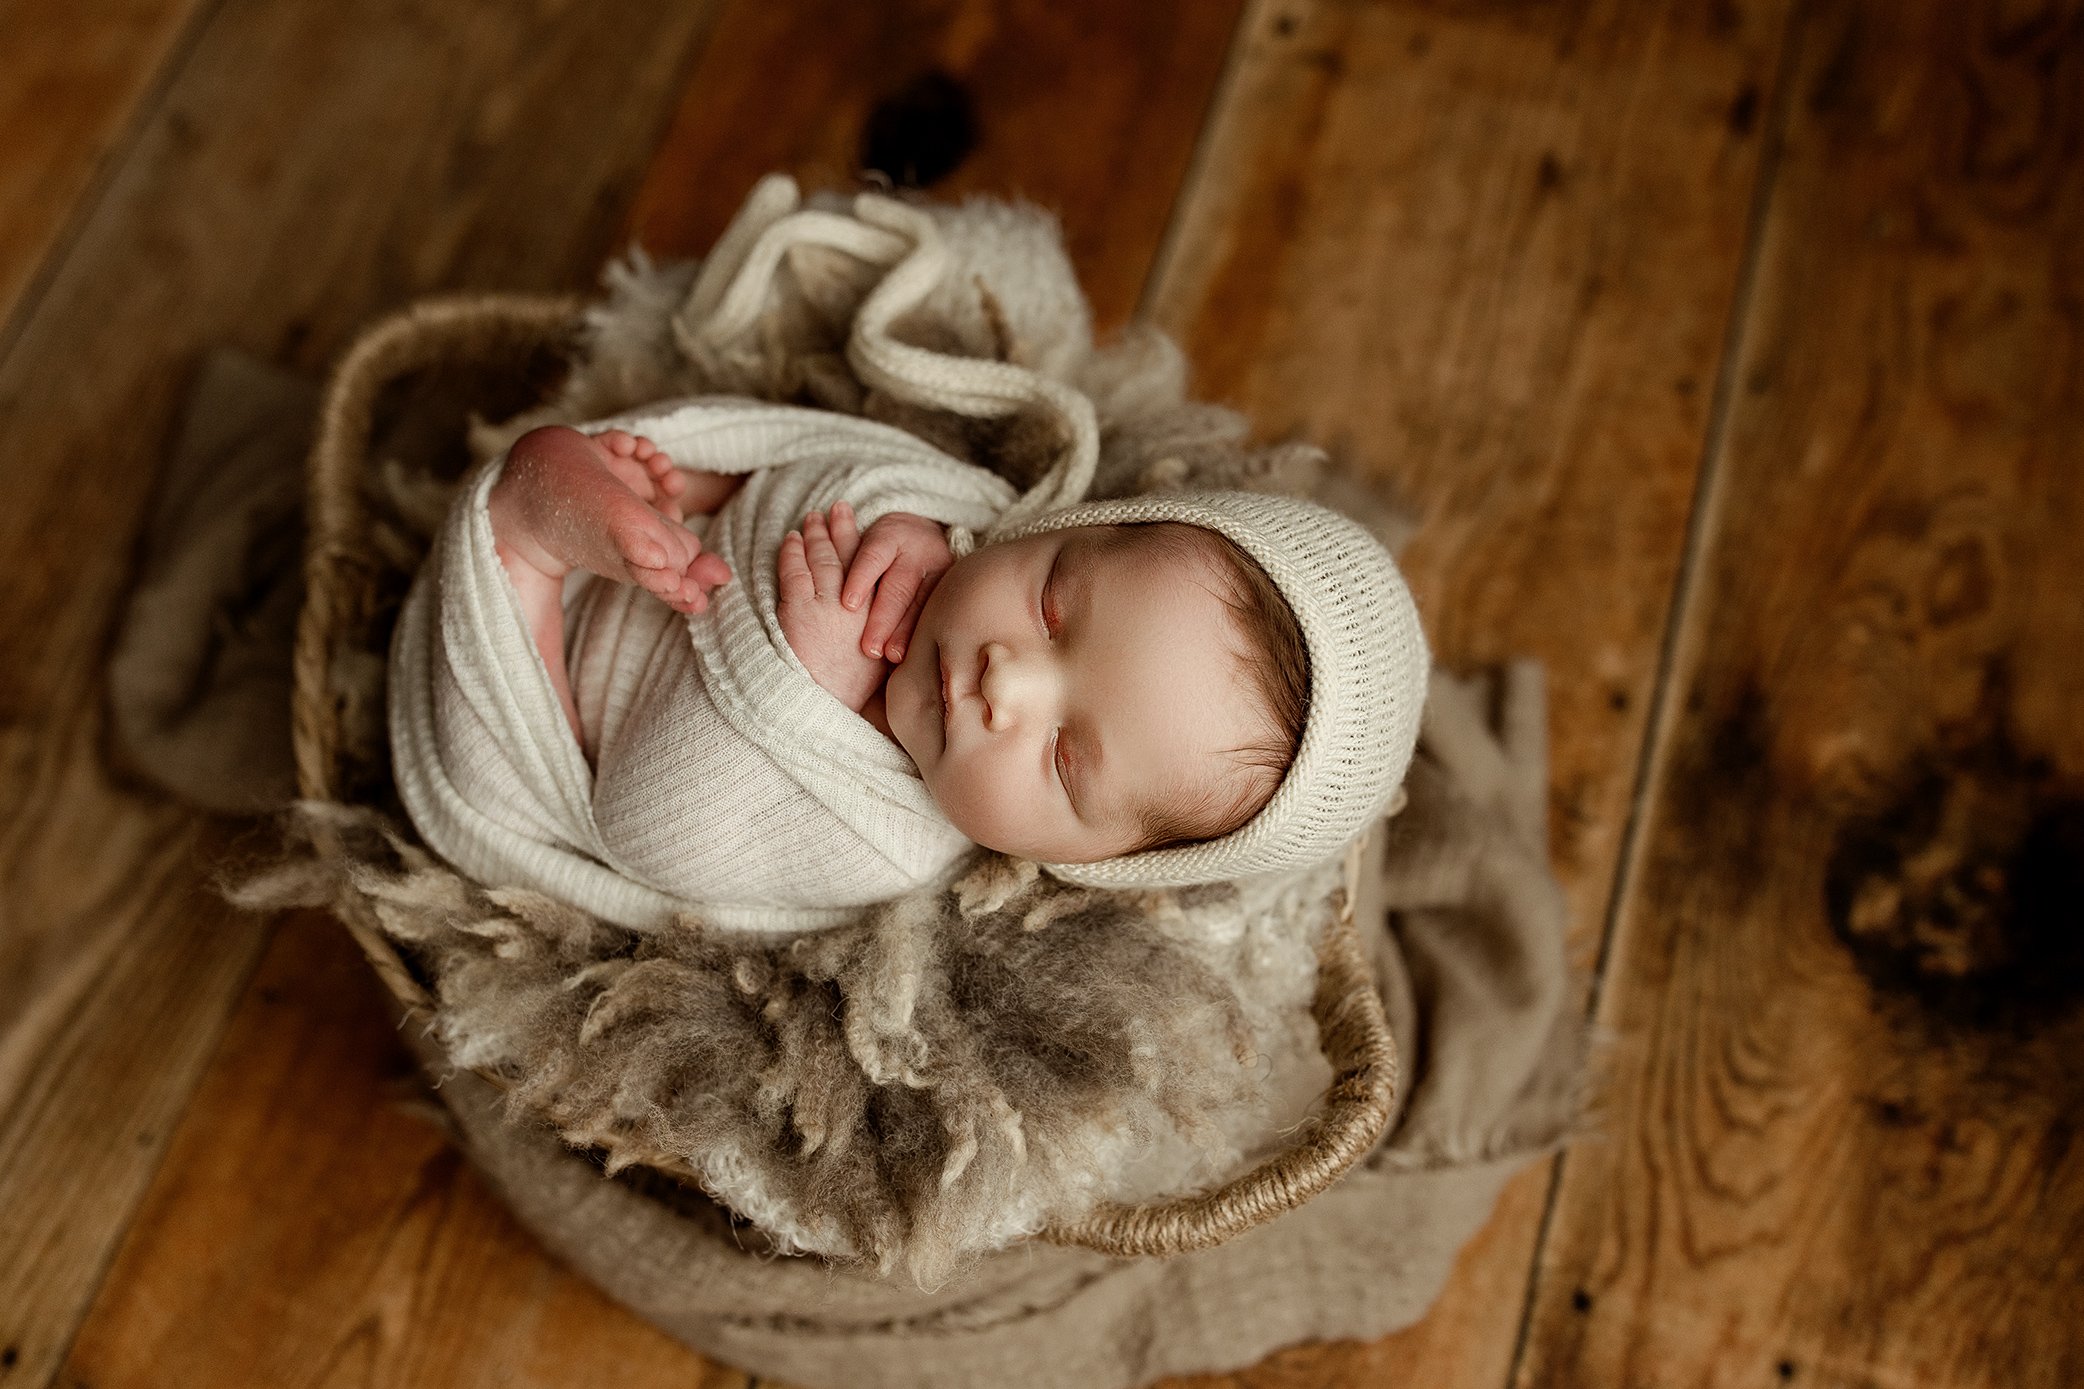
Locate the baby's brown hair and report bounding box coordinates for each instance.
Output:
[1119,523,1309,856]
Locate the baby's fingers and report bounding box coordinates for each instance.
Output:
[881,572,939,662]
[840,526,900,613]
[801,512,846,596]
[777,530,814,601]
[827,500,862,567]
[862,564,926,660]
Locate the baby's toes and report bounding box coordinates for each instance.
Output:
[607,510,673,573]
[656,551,727,611]
[595,429,636,457]
[688,550,732,590]
[644,459,686,521]
[599,456,656,502]
[628,563,682,599]
[663,573,712,613]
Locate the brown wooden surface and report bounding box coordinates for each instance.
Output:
[625,0,1245,331]
[0,13,235,1369]
[1146,1,1791,1382]
[1517,1,2084,1386]
[0,1,722,1385]
[61,915,742,1389]
[1,0,2078,1385]
[0,0,209,337]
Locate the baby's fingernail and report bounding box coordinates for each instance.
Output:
[866,644,881,658]
[888,644,903,660]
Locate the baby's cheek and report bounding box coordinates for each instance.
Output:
[929,759,1029,854]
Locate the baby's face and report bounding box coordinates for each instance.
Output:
[885,523,1267,864]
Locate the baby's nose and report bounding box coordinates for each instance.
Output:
[979,642,1047,731]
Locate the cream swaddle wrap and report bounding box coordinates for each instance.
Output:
[390,177,1100,935]
[573,406,1023,924]
[390,402,1017,935]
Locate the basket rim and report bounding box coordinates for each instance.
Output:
[292,290,1401,1259]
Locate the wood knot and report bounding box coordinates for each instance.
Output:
[1824,733,2084,1035]
[861,70,978,189]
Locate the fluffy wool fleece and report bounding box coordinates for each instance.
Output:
[271,187,1419,1290]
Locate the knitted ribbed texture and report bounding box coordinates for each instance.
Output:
[996,491,1430,889]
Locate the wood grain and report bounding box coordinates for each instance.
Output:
[1145,0,1790,1381]
[46,3,1246,1386]
[1517,1,2084,1385]
[0,0,210,339]
[624,0,1248,331]
[0,1,721,1385]
[57,915,746,1389]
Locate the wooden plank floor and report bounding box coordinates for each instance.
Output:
[2,1,2077,1386]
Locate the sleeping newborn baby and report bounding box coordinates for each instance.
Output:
[492,425,1306,871]
[391,398,1428,935]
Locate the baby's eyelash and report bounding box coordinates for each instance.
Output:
[1041,555,1061,636]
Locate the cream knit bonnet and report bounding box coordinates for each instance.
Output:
[973,489,1430,890]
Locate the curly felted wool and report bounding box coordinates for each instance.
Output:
[987,489,1430,890]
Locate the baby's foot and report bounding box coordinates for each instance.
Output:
[490,425,730,612]
[590,428,689,523]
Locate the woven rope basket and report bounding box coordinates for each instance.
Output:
[292,291,1401,1259]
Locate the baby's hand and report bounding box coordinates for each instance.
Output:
[777,502,890,712]
[839,512,955,662]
